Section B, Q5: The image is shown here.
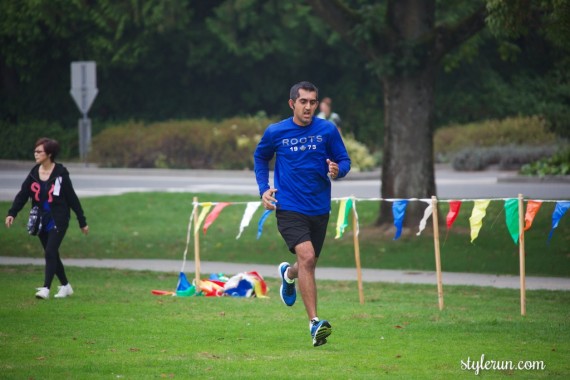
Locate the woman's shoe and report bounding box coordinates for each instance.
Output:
[35,287,50,299]
[54,284,73,298]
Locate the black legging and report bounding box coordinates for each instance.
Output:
[38,227,69,289]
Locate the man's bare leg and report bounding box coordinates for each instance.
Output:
[287,241,318,320]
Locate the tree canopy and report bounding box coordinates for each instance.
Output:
[0,0,568,139]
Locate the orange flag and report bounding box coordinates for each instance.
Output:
[203,202,231,234]
[524,200,543,231]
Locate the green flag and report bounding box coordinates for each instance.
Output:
[504,199,519,244]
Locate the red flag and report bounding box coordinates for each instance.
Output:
[203,202,231,234]
[524,200,543,231]
[446,200,462,229]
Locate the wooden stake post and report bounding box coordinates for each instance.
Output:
[518,194,526,316]
[193,196,201,290]
[352,201,364,305]
[431,196,444,310]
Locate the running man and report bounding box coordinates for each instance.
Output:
[253,81,351,346]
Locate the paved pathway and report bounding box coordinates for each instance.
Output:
[1,256,569,291]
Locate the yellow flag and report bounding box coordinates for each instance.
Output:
[194,203,212,234]
[335,199,347,239]
[469,200,491,243]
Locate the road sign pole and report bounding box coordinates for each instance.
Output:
[70,61,98,166]
[78,116,91,164]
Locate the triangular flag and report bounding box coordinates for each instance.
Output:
[257,209,273,239]
[392,200,408,240]
[194,203,212,234]
[334,199,347,239]
[236,202,261,239]
[335,198,353,239]
[176,272,192,292]
[524,200,543,231]
[446,200,462,229]
[504,198,519,244]
[416,200,433,236]
[548,201,570,242]
[469,200,491,243]
[203,202,231,234]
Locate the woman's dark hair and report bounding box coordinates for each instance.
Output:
[35,137,60,162]
[289,81,319,102]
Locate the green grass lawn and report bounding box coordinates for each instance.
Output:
[1,192,569,277]
[0,266,568,379]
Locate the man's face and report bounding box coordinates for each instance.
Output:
[289,89,318,126]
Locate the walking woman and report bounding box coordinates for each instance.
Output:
[5,137,89,299]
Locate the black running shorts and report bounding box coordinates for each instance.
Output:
[276,210,330,257]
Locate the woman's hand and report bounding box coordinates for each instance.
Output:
[81,225,89,235]
[5,216,14,228]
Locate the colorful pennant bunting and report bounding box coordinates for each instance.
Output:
[203,202,231,234]
[257,209,273,240]
[194,203,212,234]
[504,199,519,244]
[446,201,462,229]
[335,198,353,239]
[236,202,261,239]
[524,200,543,231]
[469,200,491,243]
[548,201,570,242]
[416,200,433,236]
[392,200,408,240]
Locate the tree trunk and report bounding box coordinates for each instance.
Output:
[377,0,437,227]
[378,69,437,226]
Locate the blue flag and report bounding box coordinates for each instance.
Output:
[257,209,274,239]
[392,200,409,240]
[548,201,570,242]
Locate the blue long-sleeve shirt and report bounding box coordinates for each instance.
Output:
[254,116,351,215]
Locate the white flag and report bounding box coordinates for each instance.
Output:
[416,201,433,236]
[236,202,261,239]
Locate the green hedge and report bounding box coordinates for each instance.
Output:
[433,116,563,170]
[90,117,378,170]
[90,117,267,169]
[0,120,77,160]
[434,116,556,155]
[520,148,570,176]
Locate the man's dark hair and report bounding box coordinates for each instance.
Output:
[289,81,319,102]
[35,137,60,162]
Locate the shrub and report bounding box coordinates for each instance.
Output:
[91,116,271,169]
[452,145,559,171]
[90,117,378,170]
[520,148,570,176]
[434,116,557,162]
[342,134,378,171]
[0,120,77,160]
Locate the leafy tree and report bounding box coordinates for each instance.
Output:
[306,0,569,226]
[0,0,198,123]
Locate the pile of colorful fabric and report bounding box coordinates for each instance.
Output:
[153,271,268,298]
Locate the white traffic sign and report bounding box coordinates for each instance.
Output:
[70,61,98,115]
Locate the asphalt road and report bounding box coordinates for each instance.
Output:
[1,160,569,201]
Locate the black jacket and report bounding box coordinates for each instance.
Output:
[7,163,87,230]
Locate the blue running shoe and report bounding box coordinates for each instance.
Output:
[310,319,332,347]
[278,262,296,306]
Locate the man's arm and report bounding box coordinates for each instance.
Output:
[329,128,351,178]
[253,128,275,196]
